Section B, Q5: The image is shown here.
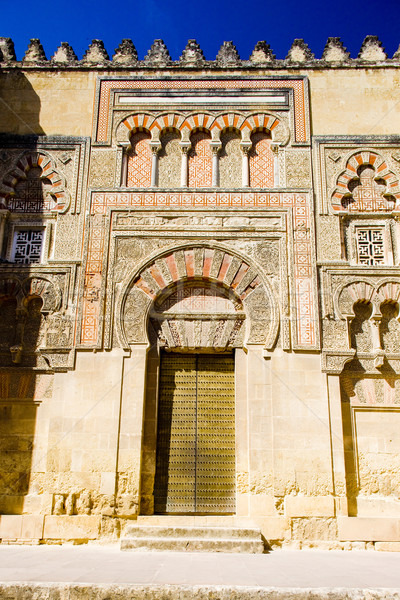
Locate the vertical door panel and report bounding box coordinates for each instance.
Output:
[154,353,235,514]
[154,354,197,513]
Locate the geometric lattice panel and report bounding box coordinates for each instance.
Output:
[249,131,274,188]
[127,132,152,187]
[356,228,385,265]
[12,229,44,264]
[188,131,212,188]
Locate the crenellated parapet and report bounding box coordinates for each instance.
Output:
[1,36,400,69]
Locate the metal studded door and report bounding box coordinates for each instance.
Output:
[154,353,236,514]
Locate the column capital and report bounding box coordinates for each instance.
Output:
[150,142,161,155]
[271,142,281,154]
[179,142,191,154]
[210,142,222,155]
[240,141,252,155]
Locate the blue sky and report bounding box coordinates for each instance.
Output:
[1,0,400,61]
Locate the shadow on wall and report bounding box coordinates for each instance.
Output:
[0,71,44,135]
[0,74,46,514]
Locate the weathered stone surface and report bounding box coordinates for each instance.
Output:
[112,39,138,65]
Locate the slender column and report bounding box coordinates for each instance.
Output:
[271,143,280,187]
[119,143,129,186]
[210,143,221,188]
[240,142,251,188]
[180,143,190,187]
[150,142,161,188]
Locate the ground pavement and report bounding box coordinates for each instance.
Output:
[0,544,399,598]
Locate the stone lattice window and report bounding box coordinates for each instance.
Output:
[249,131,274,187]
[188,131,212,187]
[126,131,152,187]
[356,228,385,265]
[12,229,44,264]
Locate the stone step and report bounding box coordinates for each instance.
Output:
[121,536,263,553]
[124,525,262,540]
[121,525,265,553]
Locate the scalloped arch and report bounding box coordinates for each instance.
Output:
[332,150,400,211]
[149,113,186,141]
[22,276,62,313]
[116,113,156,144]
[376,281,400,305]
[180,113,215,142]
[335,279,376,318]
[241,112,289,144]
[0,151,70,212]
[210,113,246,141]
[335,278,400,319]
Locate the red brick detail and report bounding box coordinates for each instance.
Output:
[240,276,260,300]
[165,254,179,282]
[332,151,400,211]
[249,132,274,188]
[149,265,166,289]
[231,263,249,289]
[218,254,233,281]
[203,249,214,278]
[135,277,156,299]
[184,250,195,278]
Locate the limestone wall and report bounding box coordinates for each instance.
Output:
[0,36,400,548]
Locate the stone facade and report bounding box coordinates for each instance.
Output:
[0,35,399,549]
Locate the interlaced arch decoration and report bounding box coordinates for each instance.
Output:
[331,151,400,211]
[335,278,400,319]
[115,110,289,147]
[0,151,70,212]
[117,243,279,351]
[0,274,61,314]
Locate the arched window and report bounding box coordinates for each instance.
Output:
[126,131,152,187]
[188,130,212,188]
[342,164,395,211]
[249,130,274,188]
[9,167,54,212]
[219,130,242,188]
